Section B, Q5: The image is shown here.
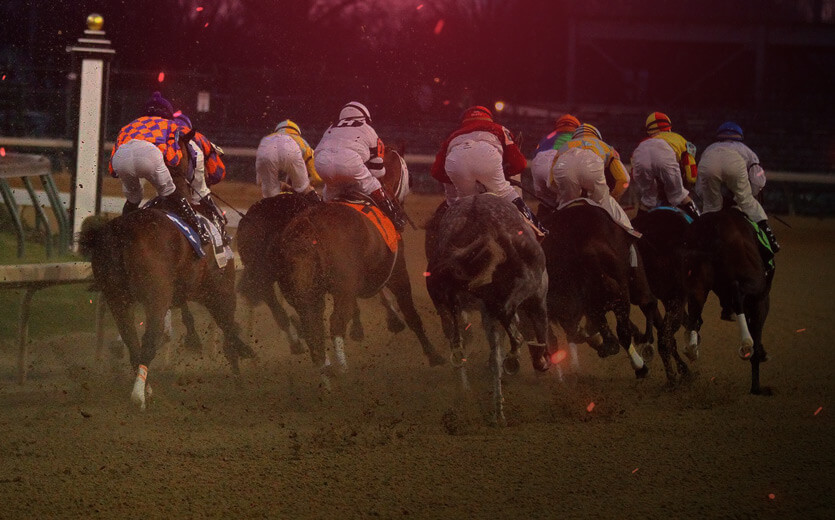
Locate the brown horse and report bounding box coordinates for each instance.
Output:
[682,207,775,395]
[79,128,254,410]
[269,151,446,388]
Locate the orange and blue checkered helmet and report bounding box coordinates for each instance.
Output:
[645,112,672,135]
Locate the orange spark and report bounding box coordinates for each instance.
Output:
[796,328,806,333]
[464,323,472,330]
[434,19,445,35]
[632,468,639,474]
[814,406,822,416]
[586,402,595,412]
[768,493,775,500]
[550,350,567,365]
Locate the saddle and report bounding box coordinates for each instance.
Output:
[161,212,233,268]
[648,205,694,224]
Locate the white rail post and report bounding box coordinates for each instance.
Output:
[66,14,115,251]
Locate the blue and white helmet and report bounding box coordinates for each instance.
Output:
[338,101,371,123]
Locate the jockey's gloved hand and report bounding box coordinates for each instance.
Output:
[122,200,140,215]
[304,189,322,204]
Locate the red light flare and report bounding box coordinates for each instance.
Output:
[204,22,209,28]
[196,6,204,12]
[550,350,567,365]
[586,402,595,412]
[1,74,5,80]
[157,72,165,83]
[416,4,424,9]
[433,19,445,35]
[768,493,776,500]
[0,147,5,157]
[423,271,431,277]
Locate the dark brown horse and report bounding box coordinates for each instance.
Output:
[683,207,775,395]
[425,194,550,426]
[540,202,657,379]
[633,208,693,385]
[269,151,446,388]
[79,129,254,410]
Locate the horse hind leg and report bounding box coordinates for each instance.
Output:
[613,301,648,379]
[179,302,203,354]
[263,287,305,355]
[329,291,357,374]
[730,281,756,359]
[198,286,256,375]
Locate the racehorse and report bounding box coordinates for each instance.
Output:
[237,191,319,354]
[425,194,550,426]
[269,151,446,388]
[79,128,254,410]
[540,202,656,379]
[633,208,693,385]
[682,207,775,395]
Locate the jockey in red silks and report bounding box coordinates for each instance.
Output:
[630,112,700,220]
[109,91,210,245]
[431,105,547,236]
[314,102,406,231]
[172,111,231,245]
[256,119,322,202]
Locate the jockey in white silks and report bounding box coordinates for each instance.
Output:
[314,101,405,231]
[529,114,580,207]
[697,121,779,252]
[548,123,636,234]
[630,111,700,220]
[255,119,322,202]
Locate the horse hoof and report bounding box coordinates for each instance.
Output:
[738,345,754,360]
[751,386,774,396]
[386,315,406,334]
[634,365,649,379]
[531,356,550,373]
[450,350,467,368]
[503,356,521,376]
[638,343,654,363]
[426,350,446,367]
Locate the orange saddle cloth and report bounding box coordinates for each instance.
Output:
[338,202,400,252]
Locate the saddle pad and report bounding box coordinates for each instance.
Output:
[649,206,694,224]
[164,212,206,258]
[337,202,399,253]
[744,216,776,271]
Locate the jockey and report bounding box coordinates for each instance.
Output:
[314,101,406,231]
[548,123,635,233]
[172,112,231,246]
[255,119,322,203]
[430,105,547,236]
[109,92,210,245]
[530,114,581,207]
[630,112,700,220]
[697,121,780,252]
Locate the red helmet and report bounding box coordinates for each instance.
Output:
[461,105,493,124]
[554,114,580,132]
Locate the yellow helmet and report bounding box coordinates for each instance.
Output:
[572,123,602,140]
[275,119,301,135]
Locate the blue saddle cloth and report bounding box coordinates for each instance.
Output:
[162,211,206,258]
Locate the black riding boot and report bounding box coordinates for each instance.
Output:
[370,187,406,232]
[758,219,780,253]
[122,200,140,216]
[677,199,700,221]
[199,194,230,246]
[512,197,548,237]
[164,193,211,245]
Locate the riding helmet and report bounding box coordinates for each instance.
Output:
[554,114,580,132]
[573,123,602,140]
[645,112,672,135]
[339,102,372,122]
[144,91,174,119]
[716,121,744,141]
[275,119,301,134]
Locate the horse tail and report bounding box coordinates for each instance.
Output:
[430,235,506,291]
[78,215,111,259]
[273,218,323,306]
[236,221,273,306]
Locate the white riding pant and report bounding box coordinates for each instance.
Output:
[550,147,633,230]
[256,134,311,198]
[530,149,559,206]
[631,138,689,208]
[111,139,175,204]
[314,148,381,202]
[697,146,767,222]
[187,142,210,204]
[444,140,518,204]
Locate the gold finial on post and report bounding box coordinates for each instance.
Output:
[86,13,104,31]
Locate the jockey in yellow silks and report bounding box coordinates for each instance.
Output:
[256,119,322,203]
[630,112,699,220]
[548,123,635,233]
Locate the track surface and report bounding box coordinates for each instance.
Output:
[1,190,833,519]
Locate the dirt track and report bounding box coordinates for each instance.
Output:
[1,191,833,519]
